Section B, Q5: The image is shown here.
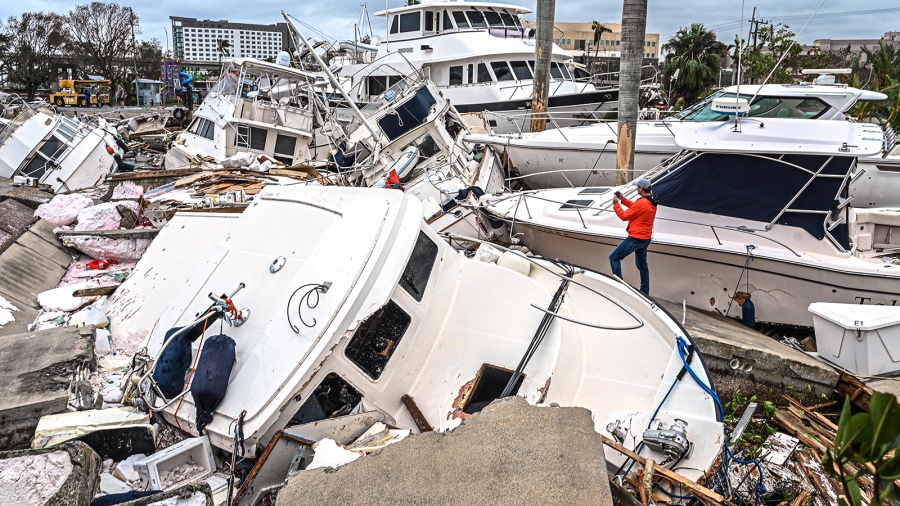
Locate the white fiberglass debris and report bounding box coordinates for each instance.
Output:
[37,281,98,312]
[221,152,255,168]
[114,454,147,484]
[34,194,94,226]
[0,294,19,327]
[99,472,133,495]
[306,438,362,470]
[0,451,73,506]
[63,236,153,262]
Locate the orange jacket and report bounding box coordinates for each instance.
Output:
[613,196,657,240]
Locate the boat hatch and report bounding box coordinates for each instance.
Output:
[463,364,524,415]
[290,373,363,425]
[345,300,412,379]
[559,199,593,210]
[578,188,611,195]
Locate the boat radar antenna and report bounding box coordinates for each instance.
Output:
[801,68,852,85]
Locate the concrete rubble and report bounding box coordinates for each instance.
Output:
[0,441,101,506]
[279,397,614,506]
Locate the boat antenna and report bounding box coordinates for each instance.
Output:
[748,0,826,105]
[282,11,386,144]
[733,0,746,131]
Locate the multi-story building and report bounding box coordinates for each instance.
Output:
[803,31,900,60]
[525,21,661,60]
[170,16,291,64]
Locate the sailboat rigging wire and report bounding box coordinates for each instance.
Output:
[749,0,827,105]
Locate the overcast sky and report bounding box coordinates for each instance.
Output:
[3,0,898,53]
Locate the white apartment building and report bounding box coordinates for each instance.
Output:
[171,17,289,63]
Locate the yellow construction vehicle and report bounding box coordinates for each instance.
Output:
[50,79,112,107]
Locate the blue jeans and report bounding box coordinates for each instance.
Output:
[609,237,651,296]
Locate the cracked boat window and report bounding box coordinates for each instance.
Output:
[345,300,412,379]
[399,231,439,301]
[290,373,362,425]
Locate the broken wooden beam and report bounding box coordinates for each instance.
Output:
[601,435,724,504]
[56,228,160,239]
[72,285,120,297]
[836,372,872,411]
[107,168,201,182]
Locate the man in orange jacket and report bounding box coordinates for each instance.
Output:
[610,177,658,296]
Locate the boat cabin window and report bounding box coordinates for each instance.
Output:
[549,63,563,79]
[560,199,594,210]
[449,66,463,86]
[462,364,525,415]
[390,15,399,34]
[559,64,572,80]
[424,11,434,32]
[674,92,831,121]
[398,12,421,34]
[399,231,439,301]
[500,11,519,28]
[345,300,412,380]
[290,373,363,425]
[443,10,454,30]
[467,64,474,84]
[189,118,215,141]
[484,10,503,28]
[20,137,67,179]
[491,62,514,81]
[274,134,297,164]
[235,125,267,151]
[477,63,492,83]
[466,10,487,29]
[452,11,469,29]
[510,61,531,80]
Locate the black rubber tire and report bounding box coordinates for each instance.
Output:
[54,97,64,107]
[173,108,186,121]
[78,98,87,107]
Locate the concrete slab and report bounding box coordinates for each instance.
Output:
[0,242,67,308]
[0,199,35,236]
[0,441,101,506]
[0,326,97,451]
[30,217,67,249]
[657,299,839,396]
[16,228,73,269]
[279,397,613,506]
[0,185,55,209]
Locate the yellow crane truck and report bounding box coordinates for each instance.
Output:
[50,79,112,107]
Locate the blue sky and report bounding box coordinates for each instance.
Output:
[2,0,898,53]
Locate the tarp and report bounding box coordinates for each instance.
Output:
[653,152,851,248]
[378,86,437,141]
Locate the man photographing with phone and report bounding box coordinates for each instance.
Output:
[609,178,659,296]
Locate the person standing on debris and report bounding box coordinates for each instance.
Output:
[610,177,659,296]
[116,85,125,107]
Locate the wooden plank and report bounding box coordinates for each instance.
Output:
[783,395,839,433]
[601,435,724,504]
[401,394,433,433]
[57,228,160,239]
[773,410,829,456]
[73,285,120,297]
[836,372,872,411]
[108,168,201,182]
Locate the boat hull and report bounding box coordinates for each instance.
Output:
[499,219,900,326]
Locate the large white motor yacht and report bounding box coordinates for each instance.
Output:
[131,185,724,486]
[327,0,647,134]
[480,118,900,327]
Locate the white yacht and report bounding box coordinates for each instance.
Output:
[164,58,323,169]
[467,82,894,196]
[0,101,121,192]
[326,0,642,134]
[480,118,900,327]
[132,185,723,485]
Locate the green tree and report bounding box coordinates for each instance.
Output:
[66,2,140,96]
[736,23,801,84]
[591,21,612,63]
[853,42,900,130]
[4,12,69,100]
[661,23,725,105]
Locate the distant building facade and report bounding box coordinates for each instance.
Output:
[802,31,900,59]
[525,21,661,60]
[170,16,290,64]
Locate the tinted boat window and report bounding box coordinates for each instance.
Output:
[452,11,469,28]
[477,63,492,83]
[466,10,487,28]
[449,65,463,85]
[443,10,454,30]
[500,12,516,27]
[550,62,563,79]
[510,61,531,80]
[491,62,514,81]
[484,11,503,27]
[346,300,412,379]
[399,12,421,33]
[390,15,399,34]
[399,231,439,301]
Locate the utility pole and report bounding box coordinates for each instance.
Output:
[530,0,556,133]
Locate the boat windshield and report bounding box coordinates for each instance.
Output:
[211,73,239,96]
[674,91,831,121]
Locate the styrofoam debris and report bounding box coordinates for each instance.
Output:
[37,281,98,312]
[75,201,140,231]
[95,329,113,355]
[114,454,147,484]
[34,194,94,226]
[473,243,502,264]
[64,236,153,262]
[69,305,110,328]
[0,294,19,327]
[306,438,362,470]
[112,181,144,199]
[0,451,73,506]
[220,152,255,168]
[99,472,133,495]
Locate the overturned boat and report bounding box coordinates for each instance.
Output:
[133,185,723,483]
[0,99,122,192]
[480,118,899,327]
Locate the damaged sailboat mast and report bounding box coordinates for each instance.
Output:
[281,11,386,146]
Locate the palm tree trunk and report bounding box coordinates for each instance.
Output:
[616,0,648,184]
[531,0,556,133]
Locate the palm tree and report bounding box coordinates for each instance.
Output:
[616,0,648,183]
[853,43,900,129]
[591,21,612,66]
[661,23,726,105]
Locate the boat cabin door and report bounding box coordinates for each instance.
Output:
[423,10,440,35]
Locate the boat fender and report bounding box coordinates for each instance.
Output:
[497,251,531,276]
[190,333,236,434]
[152,327,194,399]
[115,135,130,153]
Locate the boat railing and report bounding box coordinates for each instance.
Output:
[0,104,39,147]
[489,190,802,257]
[484,108,671,137]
